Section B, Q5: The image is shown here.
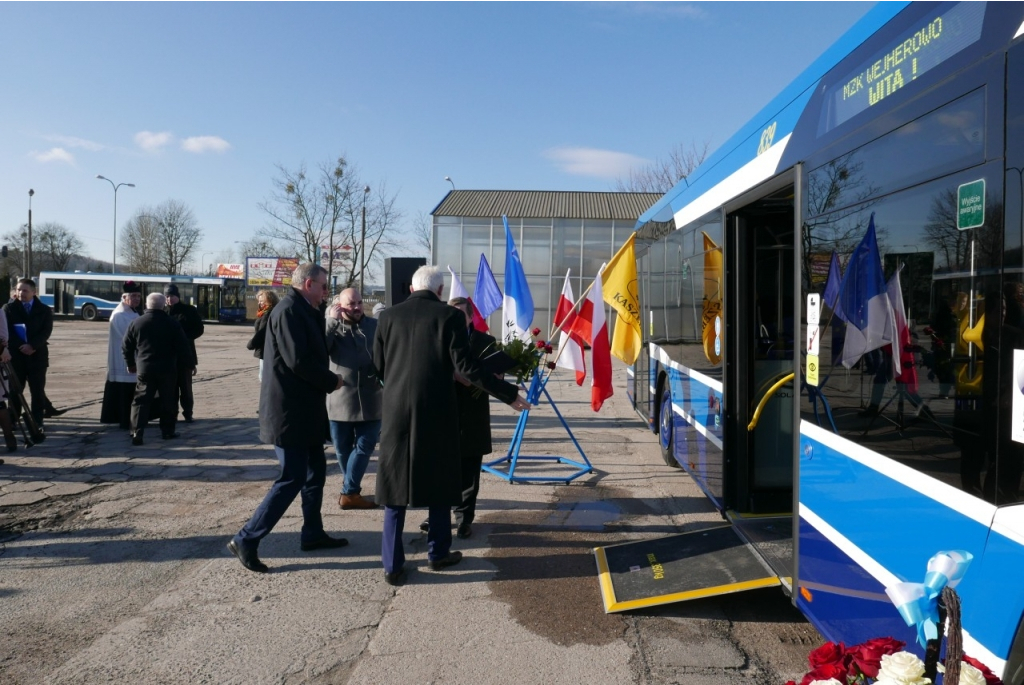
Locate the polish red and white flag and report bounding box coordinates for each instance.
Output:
[567,266,613,411]
[447,265,489,332]
[553,270,585,386]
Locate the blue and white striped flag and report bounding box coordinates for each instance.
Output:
[501,215,534,342]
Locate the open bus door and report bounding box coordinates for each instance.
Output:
[595,178,799,612]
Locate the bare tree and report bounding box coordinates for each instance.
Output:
[120,200,203,274]
[34,222,85,272]
[614,140,711,193]
[236,236,288,260]
[409,210,432,258]
[256,155,404,290]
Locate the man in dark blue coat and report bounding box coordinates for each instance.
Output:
[373,265,530,586]
[228,263,347,573]
[122,292,193,444]
[3,278,63,426]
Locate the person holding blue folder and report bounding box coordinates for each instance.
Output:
[2,278,64,427]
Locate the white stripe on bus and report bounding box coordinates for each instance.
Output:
[649,343,723,393]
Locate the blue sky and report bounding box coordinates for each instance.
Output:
[0,1,873,272]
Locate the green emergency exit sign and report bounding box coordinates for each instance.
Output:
[957,179,985,230]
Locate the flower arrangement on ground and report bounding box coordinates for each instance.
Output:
[785,638,1003,685]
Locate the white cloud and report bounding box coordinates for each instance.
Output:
[43,134,103,151]
[544,146,649,179]
[31,147,75,164]
[181,136,231,154]
[134,130,174,152]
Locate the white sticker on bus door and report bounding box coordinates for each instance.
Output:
[807,324,820,356]
[1013,350,1024,444]
[807,293,820,325]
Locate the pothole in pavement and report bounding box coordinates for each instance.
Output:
[480,484,659,647]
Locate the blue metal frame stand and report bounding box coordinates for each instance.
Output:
[482,369,594,484]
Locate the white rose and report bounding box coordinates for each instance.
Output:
[877,651,930,684]
[958,662,986,685]
[809,679,844,685]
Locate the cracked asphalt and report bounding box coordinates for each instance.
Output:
[0,320,821,684]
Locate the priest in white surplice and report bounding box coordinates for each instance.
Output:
[100,282,142,429]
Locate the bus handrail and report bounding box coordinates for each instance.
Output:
[747,372,794,432]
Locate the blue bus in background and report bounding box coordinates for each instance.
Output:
[36,271,247,322]
[625,3,1024,681]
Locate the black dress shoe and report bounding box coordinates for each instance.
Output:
[227,539,269,573]
[131,434,144,446]
[428,551,463,570]
[419,519,430,533]
[161,432,180,440]
[184,415,194,423]
[384,568,407,586]
[456,523,472,539]
[43,406,67,418]
[300,534,349,551]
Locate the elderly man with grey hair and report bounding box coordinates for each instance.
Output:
[373,264,530,585]
[122,292,193,446]
[229,262,349,574]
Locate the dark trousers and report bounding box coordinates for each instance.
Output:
[12,360,47,426]
[176,365,194,419]
[131,372,178,437]
[454,452,485,526]
[382,504,452,573]
[236,444,327,548]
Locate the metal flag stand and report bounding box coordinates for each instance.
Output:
[482,367,593,484]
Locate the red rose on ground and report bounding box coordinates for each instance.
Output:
[546,362,555,370]
[808,641,846,669]
[962,654,1004,684]
[846,637,904,678]
[800,662,846,685]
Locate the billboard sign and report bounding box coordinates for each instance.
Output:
[215,263,245,278]
[246,257,300,287]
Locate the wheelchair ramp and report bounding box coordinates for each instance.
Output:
[594,524,781,613]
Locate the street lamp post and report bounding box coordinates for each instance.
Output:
[444,176,455,191]
[96,175,135,273]
[360,185,370,295]
[199,252,213,276]
[27,189,34,277]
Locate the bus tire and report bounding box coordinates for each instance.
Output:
[81,304,98,322]
[658,379,681,469]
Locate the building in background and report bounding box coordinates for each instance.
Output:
[431,190,659,336]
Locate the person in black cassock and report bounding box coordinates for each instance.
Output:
[164,284,204,423]
[100,281,142,429]
[122,292,193,445]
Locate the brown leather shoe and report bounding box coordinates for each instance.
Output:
[340,493,379,510]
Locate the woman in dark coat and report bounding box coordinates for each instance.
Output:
[246,290,278,381]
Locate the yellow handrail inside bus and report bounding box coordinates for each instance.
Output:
[747,372,795,431]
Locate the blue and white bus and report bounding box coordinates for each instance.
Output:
[627,2,1024,680]
[36,271,247,322]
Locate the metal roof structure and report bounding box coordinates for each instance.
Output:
[431,190,660,221]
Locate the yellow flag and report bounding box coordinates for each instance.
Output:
[601,233,641,365]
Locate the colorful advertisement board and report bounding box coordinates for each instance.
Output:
[246,257,300,287]
[215,263,245,278]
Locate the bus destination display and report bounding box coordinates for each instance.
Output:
[820,2,985,134]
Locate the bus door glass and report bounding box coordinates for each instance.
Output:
[195,285,211,320]
[728,186,796,514]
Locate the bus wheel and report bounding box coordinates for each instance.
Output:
[659,382,680,468]
[81,304,97,321]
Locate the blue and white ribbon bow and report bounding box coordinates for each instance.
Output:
[885,550,973,648]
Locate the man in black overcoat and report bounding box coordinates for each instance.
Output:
[122,292,194,445]
[228,263,348,573]
[3,277,63,427]
[164,284,204,423]
[373,265,530,585]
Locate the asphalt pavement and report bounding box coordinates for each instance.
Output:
[0,320,821,684]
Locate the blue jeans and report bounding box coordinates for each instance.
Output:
[235,444,327,549]
[329,419,381,495]
[382,504,453,573]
